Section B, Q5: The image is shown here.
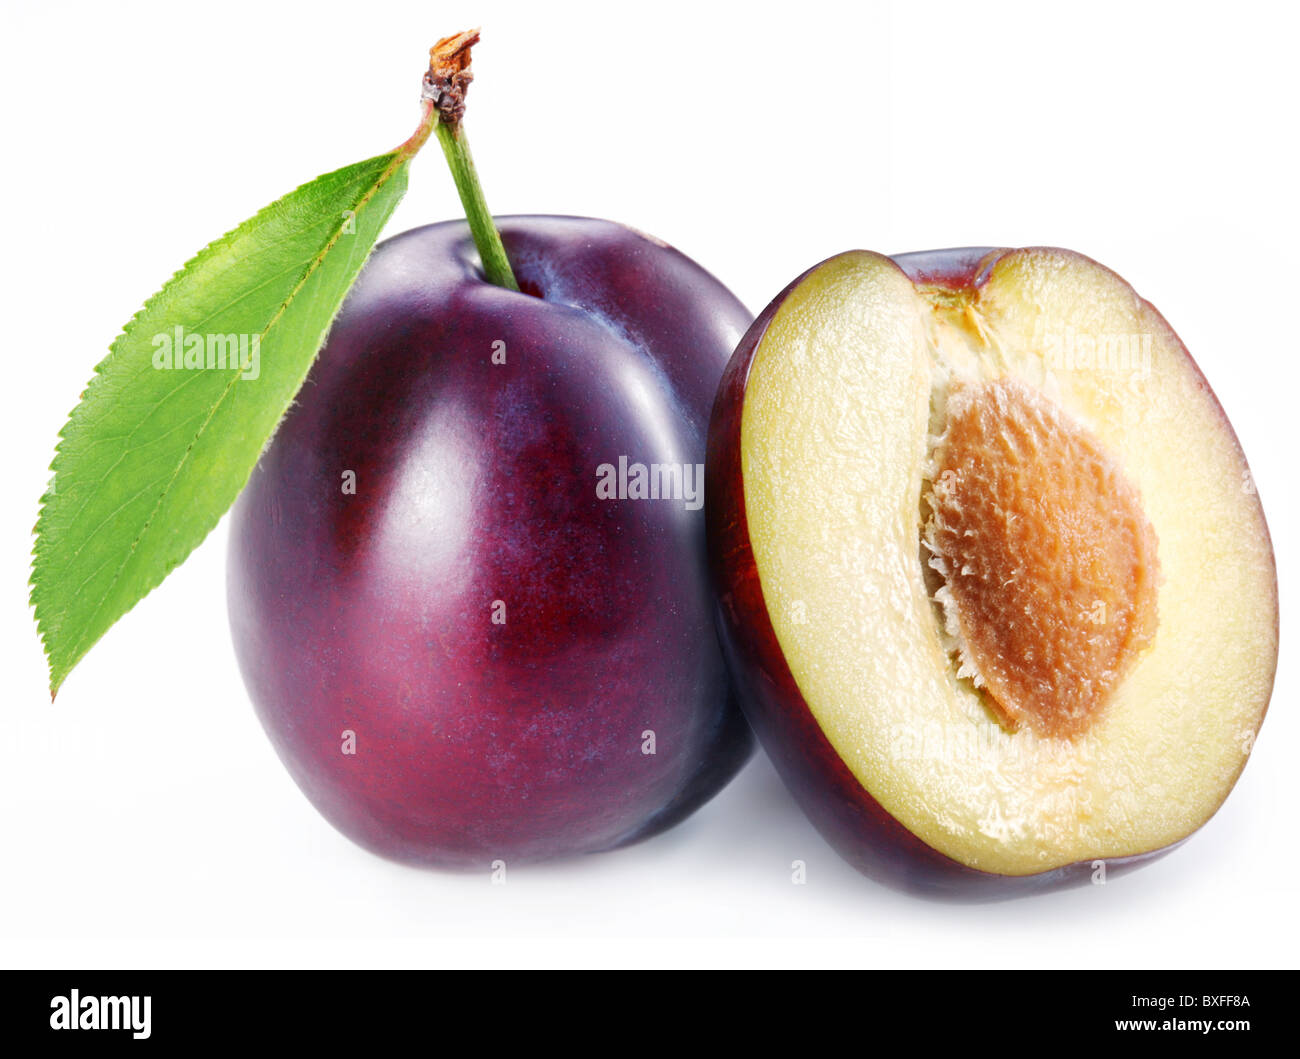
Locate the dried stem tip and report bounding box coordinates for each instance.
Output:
[424,28,480,129]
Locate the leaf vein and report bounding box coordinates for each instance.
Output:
[59,153,408,670]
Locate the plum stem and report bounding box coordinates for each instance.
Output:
[419,30,520,292]
[432,124,519,291]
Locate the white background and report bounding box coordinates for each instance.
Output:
[2,0,1295,969]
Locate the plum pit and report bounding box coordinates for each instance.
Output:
[924,377,1160,739]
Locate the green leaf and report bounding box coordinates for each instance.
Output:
[31,151,411,696]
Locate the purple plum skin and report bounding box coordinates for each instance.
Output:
[228,216,755,869]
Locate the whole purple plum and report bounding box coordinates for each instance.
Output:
[228,216,754,868]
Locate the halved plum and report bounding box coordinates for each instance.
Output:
[707,247,1278,897]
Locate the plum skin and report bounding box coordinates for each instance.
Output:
[705,247,1194,900]
[228,216,754,869]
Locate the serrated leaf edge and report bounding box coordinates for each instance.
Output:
[30,151,410,697]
